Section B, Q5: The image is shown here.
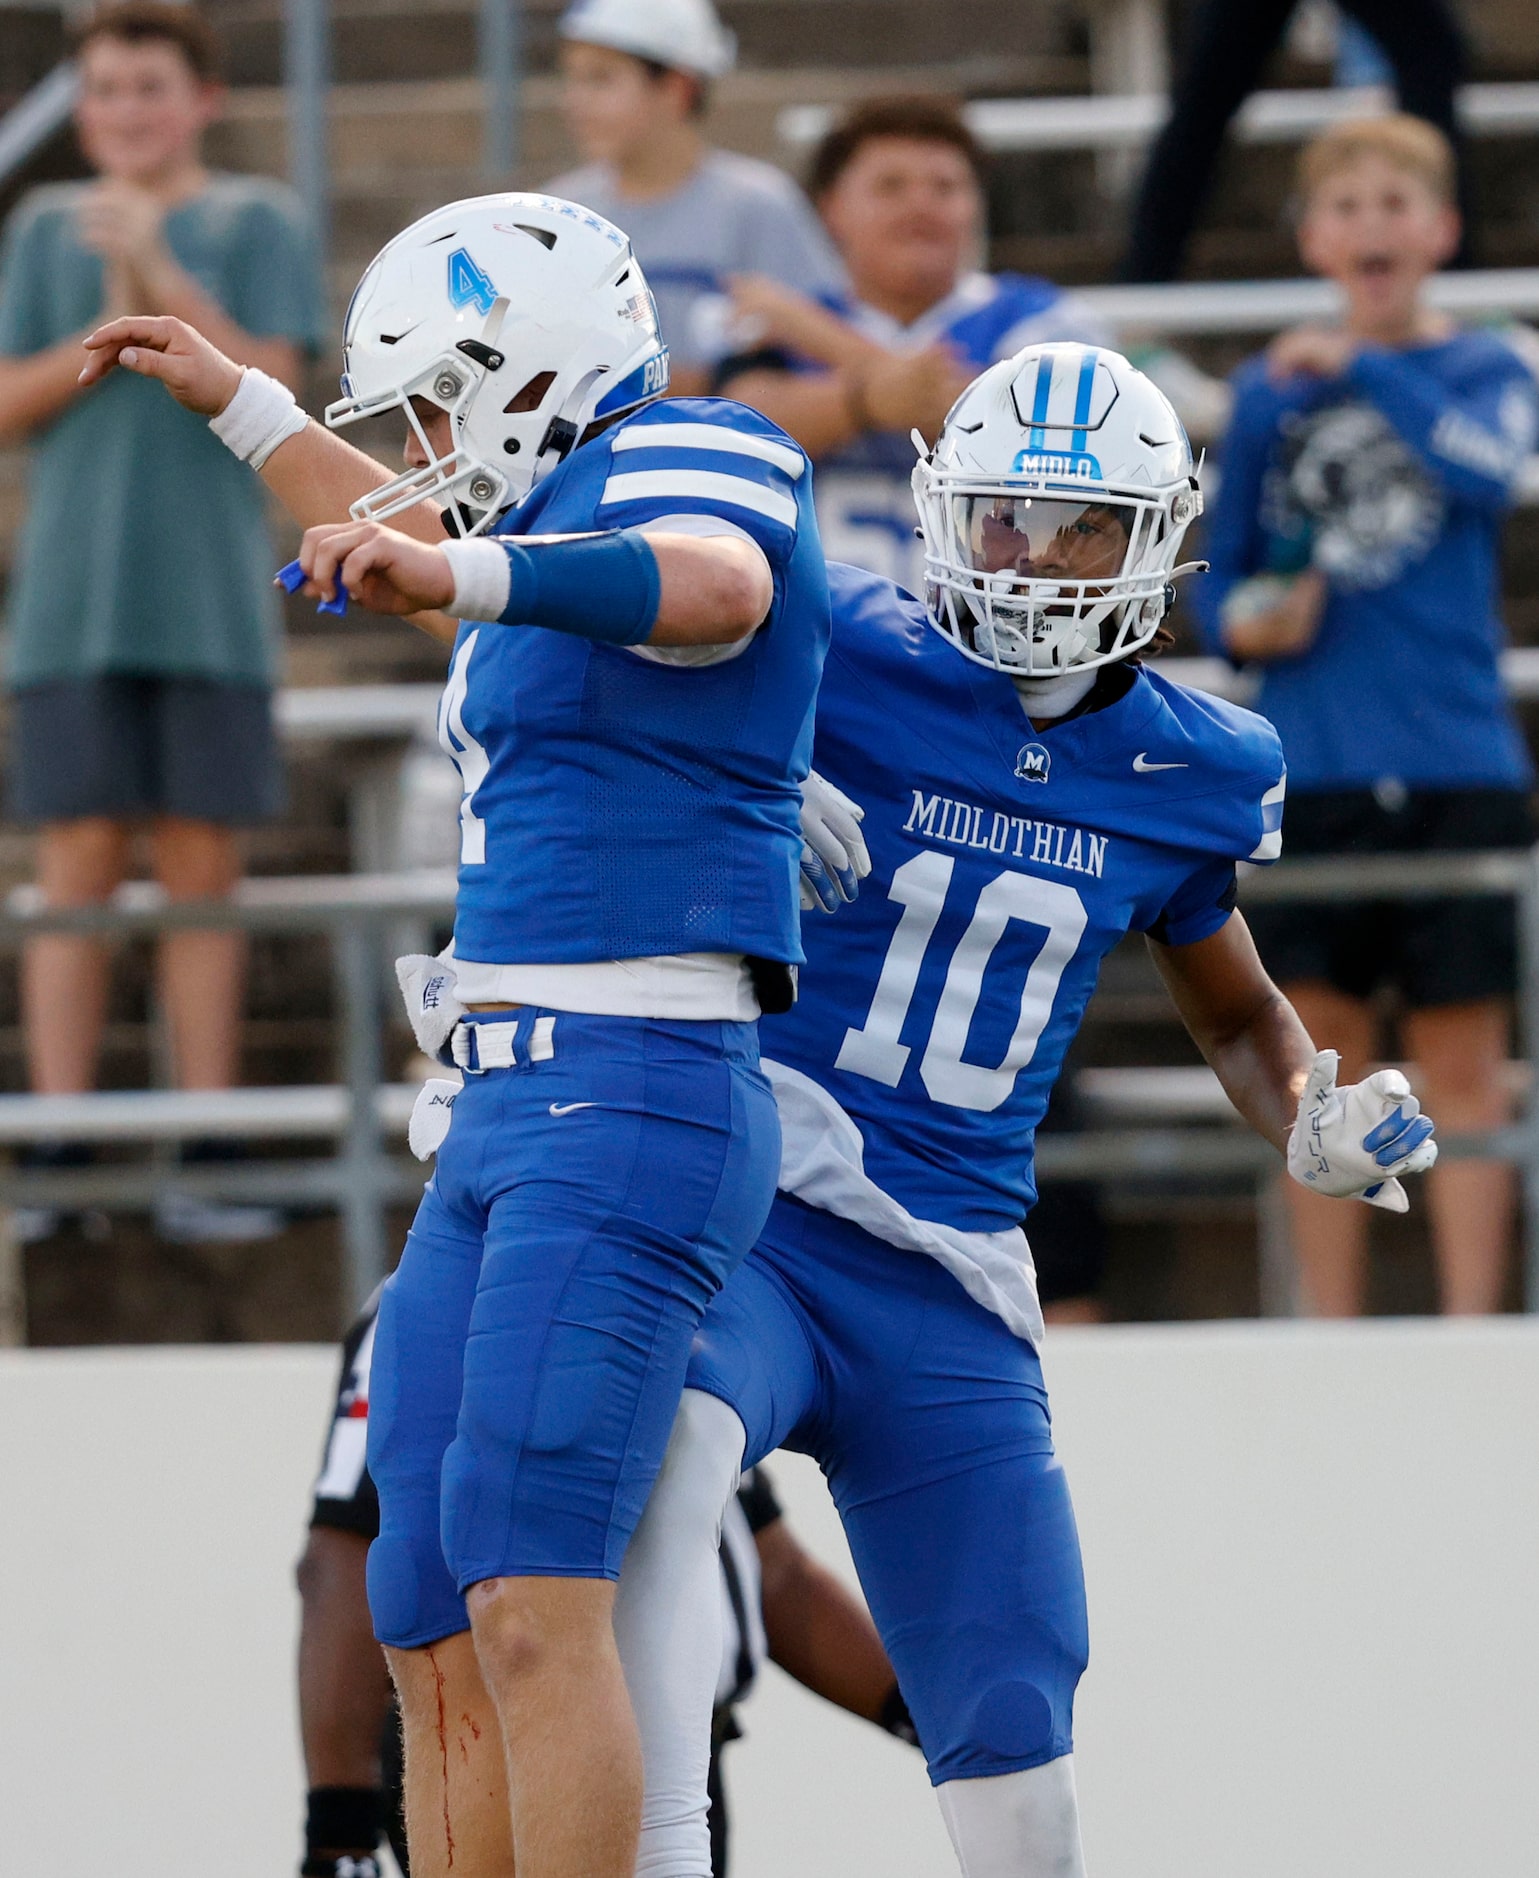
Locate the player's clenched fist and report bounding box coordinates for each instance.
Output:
[78,313,242,415]
[295,520,456,617]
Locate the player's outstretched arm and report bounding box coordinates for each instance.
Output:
[307,521,774,646]
[78,315,446,544]
[1151,913,1437,1210]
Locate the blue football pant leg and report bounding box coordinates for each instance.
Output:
[684,1245,823,1466]
[442,1056,780,1586]
[828,1340,1089,1785]
[366,1197,485,1648]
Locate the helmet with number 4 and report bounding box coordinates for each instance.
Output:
[327,192,669,533]
[912,343,1205,677]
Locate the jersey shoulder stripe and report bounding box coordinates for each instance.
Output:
[611,421,806,480]
[598,402,808,546]
[599,466,798,528]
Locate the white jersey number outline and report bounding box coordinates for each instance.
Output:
[835,849,1087,1113]
[438,629,490,866]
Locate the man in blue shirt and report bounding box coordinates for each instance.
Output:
[1198,115,1538,1318]
[715,96,1109,589]
[608,344,1440,1877]
[82,191,828,1878]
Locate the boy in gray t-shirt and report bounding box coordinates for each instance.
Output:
[546,0,845,394]
[0,2,325,1242]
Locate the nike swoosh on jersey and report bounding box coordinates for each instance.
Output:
[549,1101,597,1116]
[1132,753,1189,772]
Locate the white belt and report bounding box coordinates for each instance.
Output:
[450,1013,557,1073]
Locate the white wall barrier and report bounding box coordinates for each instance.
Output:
[3,1321,1537,1878]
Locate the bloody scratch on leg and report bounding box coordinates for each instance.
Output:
[428,1647,456,1868]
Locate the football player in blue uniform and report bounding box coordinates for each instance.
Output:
[608,344,1441,1877]
[81,192,830,1878]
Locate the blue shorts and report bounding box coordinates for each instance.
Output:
[687,1194,1089,1785]
[366,1008,780,1649]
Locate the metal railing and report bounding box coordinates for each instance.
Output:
[1037,847,1539,1312]
[1072,267,1539,335]
[779,81,1539,156]
[276,0,523,252]
[4,851,1539,1321]
[0,870,455,1312]
[0,61,77,192]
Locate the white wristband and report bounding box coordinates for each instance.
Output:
[441,537,513,622]
[208,367,309,469]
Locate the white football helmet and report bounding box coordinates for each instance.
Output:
[912,344,1206,677]
[327,193,669,534]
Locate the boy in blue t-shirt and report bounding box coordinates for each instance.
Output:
[1197,113,1539,1318]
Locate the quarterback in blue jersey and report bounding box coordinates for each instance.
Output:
[612,345,1441,1878]
[82,191,829,1878]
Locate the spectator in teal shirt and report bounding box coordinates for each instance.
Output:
[0,2,326,1242]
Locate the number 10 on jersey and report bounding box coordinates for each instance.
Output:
[836,851,1087,1114]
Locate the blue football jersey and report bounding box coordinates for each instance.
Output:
[440,397,831,966]
[762,563,1286,1240]
[814,273,1110,588]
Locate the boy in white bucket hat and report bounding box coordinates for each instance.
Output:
[546,0,845,394]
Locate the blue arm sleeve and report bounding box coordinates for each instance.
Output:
[497,530,662,644]
[1192,375,1275,657]
[1345,344,1537,511]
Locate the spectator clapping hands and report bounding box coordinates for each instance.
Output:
[720,271,972,454]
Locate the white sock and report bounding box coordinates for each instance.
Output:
[614,1387,747,1878]
[937,1757,1088,1878]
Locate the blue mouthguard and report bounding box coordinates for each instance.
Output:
[276,558,349,617]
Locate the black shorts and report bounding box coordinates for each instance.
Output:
[8,673,282,824]
[310,1304,380,1540]
[1247,787,1533,1009]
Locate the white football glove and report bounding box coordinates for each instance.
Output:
[800,771,872,913]
[1286,1049,1438,1213]
[394,948,464,1063]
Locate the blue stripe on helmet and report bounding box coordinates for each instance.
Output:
[1028,351,1056,449]
[1071,348,1098,442]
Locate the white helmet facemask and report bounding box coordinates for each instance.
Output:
[325,193,670,536]
[913,344,1206,678]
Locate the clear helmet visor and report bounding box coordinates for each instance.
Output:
[951,494,1137,587]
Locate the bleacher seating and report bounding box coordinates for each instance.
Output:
[1,0,1537,1333]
